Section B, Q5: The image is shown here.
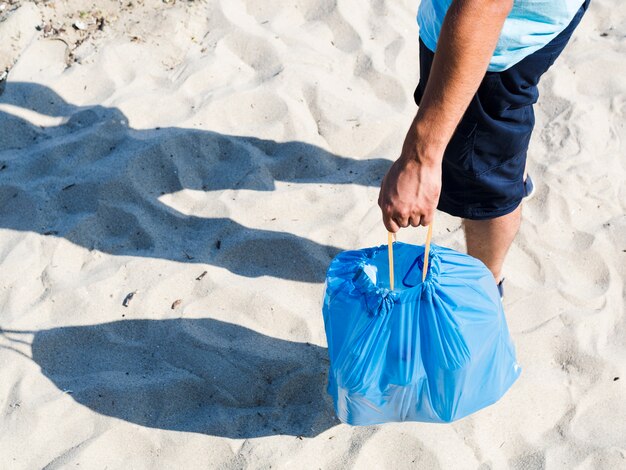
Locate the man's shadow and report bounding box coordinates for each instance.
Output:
[0,81,393,437]
[0,82,391,282]
[1,318,340,438]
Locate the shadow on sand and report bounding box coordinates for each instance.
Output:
[0,81,391,283]
[0,81,387,437]
[2,317,340,438]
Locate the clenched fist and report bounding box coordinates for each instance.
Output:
[378,157,441,233]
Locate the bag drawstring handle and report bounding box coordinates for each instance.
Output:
[387,231,395,290]
[387,221,434,291]
[422,222,433,282]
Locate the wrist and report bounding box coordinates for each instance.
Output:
[412,115,447,166]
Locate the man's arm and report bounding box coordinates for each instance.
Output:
[378,0,514,232]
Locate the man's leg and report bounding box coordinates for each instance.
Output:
[463,205,521,282]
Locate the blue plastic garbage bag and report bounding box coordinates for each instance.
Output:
[322,242,521,425]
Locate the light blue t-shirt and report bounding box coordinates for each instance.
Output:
[417,0,585,72]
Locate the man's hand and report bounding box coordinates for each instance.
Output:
[378,122,442,232]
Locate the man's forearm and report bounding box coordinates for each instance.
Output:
[411,0,513,164]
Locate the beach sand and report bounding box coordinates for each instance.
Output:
[0,0,624,468]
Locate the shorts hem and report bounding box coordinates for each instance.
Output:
[437,198,523,221]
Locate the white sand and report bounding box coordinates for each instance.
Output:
[0,0,624,468]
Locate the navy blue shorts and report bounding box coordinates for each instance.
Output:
[413,0,590,220]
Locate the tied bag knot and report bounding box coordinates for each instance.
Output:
[352,264,399,317]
